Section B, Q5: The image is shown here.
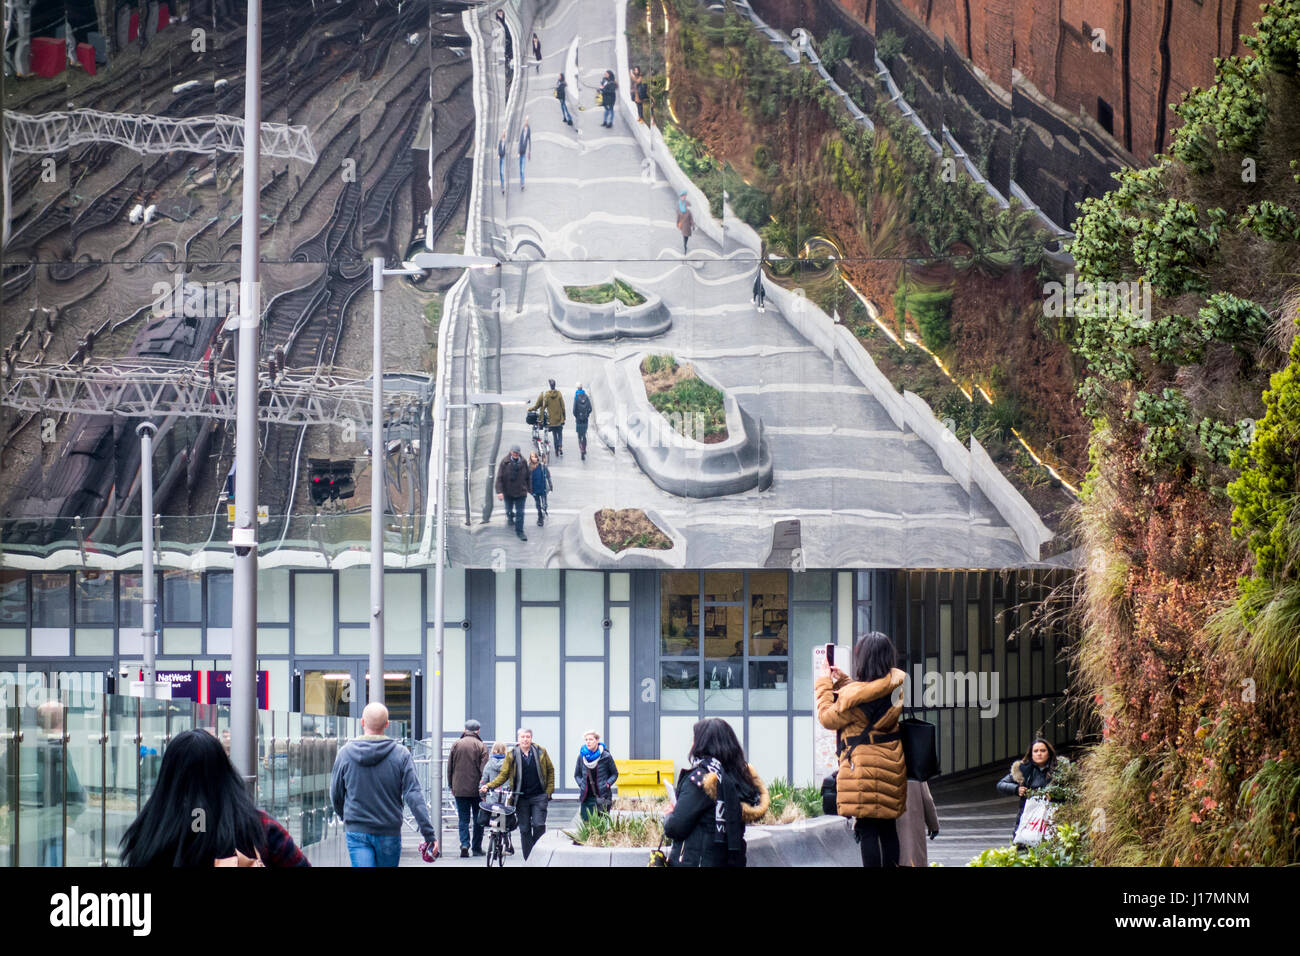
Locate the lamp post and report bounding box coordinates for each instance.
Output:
[136,421,157,698]
[370,253,498,718]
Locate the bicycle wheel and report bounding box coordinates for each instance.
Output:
[486,833,497,867]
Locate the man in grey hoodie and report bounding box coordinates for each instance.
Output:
[330,702,439,866]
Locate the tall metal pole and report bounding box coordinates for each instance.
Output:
[369,258,386,708]
[136,422,157,698]
[230,0,263,792]
[431,395,448,841]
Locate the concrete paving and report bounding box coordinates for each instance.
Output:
[443,0,1033,570]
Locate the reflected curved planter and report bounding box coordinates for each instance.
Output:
[560,506,687,568]
[544,271,671,340]
[595,353,773,499]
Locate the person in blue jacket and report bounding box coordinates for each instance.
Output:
[528,451,551,526]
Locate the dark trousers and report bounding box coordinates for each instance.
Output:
[504,495,526,535]
[855,817,900,867]
[549,425,563,452]
[517,793,549,859]
[454,795,484,852]
[533,493,547,523]
[576,423,588,454]
[682,234,689,254]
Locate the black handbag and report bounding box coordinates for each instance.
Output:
[901,715,940,781]
[525,408,539,426]
[821,772,838,816]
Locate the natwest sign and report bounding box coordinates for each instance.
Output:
[148,670,269,709]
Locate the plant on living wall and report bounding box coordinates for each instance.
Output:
[1068,0,1300,865]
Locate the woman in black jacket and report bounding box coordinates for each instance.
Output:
[996,738,1069,839]
[662,719,769,866]
[574,730,618,820]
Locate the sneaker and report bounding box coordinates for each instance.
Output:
[581,450,586,460]
[472,849,486,857]
[518,532,528,541]
[537,518,543,526]
[460,847,469,858]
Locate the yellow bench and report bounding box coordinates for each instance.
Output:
[614,759,675,798]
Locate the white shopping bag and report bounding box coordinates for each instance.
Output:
[1013,796,1054,846]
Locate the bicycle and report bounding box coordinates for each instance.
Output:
[529,408,552,467]
[480,790,518,867]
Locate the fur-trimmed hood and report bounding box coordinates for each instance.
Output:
[1009,755,1069,785]
[700,764,770,823]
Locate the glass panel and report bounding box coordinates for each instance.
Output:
[207,572,233,627]
[661,571,699,655]
[659,717,696,772]
[287,712,304,846]
[520,570,560,602]
[792,606,832,710]
[792,570,831,602]
[0,629,25,655]
[302,670,354,718]
[908,602,925,664]
[565,570,605,656]
[139,697,167,806]
[565,662,605,786]
[443,627,465,734]
[257,569,291,624]
[75,571,114,625]
[496,570,516,656]
[439,567,466,623]
[855,570,872,602]
[703,571,742,602]
[608,607,630,712]
[703,657,743,712]
[0,686,12,866]
[294,574,335,654]
[749,661,789,710]
[496,662,517,745]
[119,573,144,627]
[338,567,368,623]
[0,571,28,623]
[939,604,954,651]
[520,606,561,711]
[609,572,630,602]
[105,694,140,864]
[748,716,789,785]
[661,662,699,711]
[338,629,368,655]
[749,572,788,655]
[32,573,71,627]
[162,571,202,623]
[74,629,114,656]
[855,603,873,637]
[703,605,744,660]
[384,573,422,654]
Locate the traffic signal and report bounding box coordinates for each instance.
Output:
[308,459,356,506]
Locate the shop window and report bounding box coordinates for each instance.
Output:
[207,572,233,627]
[661,571,699,655]
[702,571,742,603]
[163,570,202,623]
[748,571,788,656]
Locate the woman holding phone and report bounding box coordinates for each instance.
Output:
[815,632,908,866]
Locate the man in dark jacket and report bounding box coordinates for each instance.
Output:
[598,70,617,127]
[480,728,555,860]
[572,384,594,460]
[446,719,489,857]
[495,444,531,540]
[329,703,439,867]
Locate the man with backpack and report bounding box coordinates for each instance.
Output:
[598,70,617,128]
[573,383,594,460]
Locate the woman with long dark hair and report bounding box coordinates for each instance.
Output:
[120,729,308,867]
[997,737,1069,842]
[662,718,769,866]
[816,631,908,866]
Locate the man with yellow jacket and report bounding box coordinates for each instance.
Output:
[529,379,567,457]
[815,632,908,867]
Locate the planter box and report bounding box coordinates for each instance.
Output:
[523,814,860,867]
[544,271,671,340]
[559,506,687,569]
[593,353,773,499]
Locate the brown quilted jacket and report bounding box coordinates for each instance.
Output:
[815,668,909,820]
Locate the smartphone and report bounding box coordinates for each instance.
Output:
[824,643,835,666]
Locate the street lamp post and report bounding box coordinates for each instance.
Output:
[136,422,158,698]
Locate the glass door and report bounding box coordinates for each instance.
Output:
[295,660,419,732]
[364,661,420,736]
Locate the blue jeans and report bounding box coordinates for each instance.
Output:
[519,153,526,187]
[504,495,526,535]
[345,831,402,867]
[498,153,505,189]
[455,795,484,851]
[559,99,572,123]
[603,104,614,126]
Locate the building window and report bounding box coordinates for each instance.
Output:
[32,573,71,628]
[661,571,699,655]
[75,571,115,625]
[1096,96,1114,135]
[163,570,202,623]
[207,572,233,627]
[0,571,27,624]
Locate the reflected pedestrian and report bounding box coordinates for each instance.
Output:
[30,701,86,866]
[532,32,541,72]
[495,444,531,540]
[677,192,694,255]
[498,131,507,194]
[599,70,617,128]
[630,65,645,123]
[572,382,593,460]
[518,116,532,191]
[556,72,573,125]
[529,379,567,457]
[528,450,551,527]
